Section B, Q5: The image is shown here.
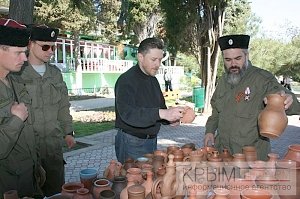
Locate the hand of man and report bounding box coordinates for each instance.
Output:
[11,102,28,121]
[65,135,76,149]
[159,106,184,122]
[204,133,215,147]
[169,120,180,126]
[264,91,293,110]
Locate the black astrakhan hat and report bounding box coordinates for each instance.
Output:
[0,18,29,47]
[30,25,59,42]
[218,34,250,51]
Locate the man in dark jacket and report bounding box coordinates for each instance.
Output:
[114,37,185,163]
[14,25,75,197]
[0,18,39,198]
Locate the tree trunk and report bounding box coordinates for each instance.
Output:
[73,31,81,71]
[9,0,34,25]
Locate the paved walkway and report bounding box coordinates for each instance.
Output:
[64,98,300,183]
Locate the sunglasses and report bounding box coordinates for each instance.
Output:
[35,43,56,51]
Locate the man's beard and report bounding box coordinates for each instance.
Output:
[226,61,247,85]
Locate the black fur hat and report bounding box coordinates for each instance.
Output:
[30,25,59,42]
[0,18,29,47]
[218,34,250,51]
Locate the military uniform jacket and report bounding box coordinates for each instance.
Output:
[205,63,300,160]
[0,75,37,196]
[13,63,73,157]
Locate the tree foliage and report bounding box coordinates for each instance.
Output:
[95,0,121,43]
[34,0,97,34]
[118,0,162,44]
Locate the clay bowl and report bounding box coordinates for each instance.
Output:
[240,188,273,199]
[180,106,196,123]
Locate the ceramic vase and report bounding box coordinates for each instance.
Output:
[127,185,145,199]
[258,93,288,139]
[112,176,127,199]
[93,178,112,199]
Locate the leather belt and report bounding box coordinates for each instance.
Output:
[123,130,157,139]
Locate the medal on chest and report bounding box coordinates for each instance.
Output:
[235,87,251,102]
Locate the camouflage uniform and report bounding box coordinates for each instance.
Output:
[0,75,38,197]
[14,63,73,196]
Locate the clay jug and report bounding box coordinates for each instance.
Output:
[3,190,18,199]
[61,182,85,198]
[112,176,127,199]
[151,154,177,199]
[93,178,112,199]
[80,168,98,191]
[180,106,196,123]
[258,93,288,139]
[73,188,93,199]
[142,171,154,197]
[127,185,145,199]
[104,160,123,181]
[152,155,165,173]
[120,176,135,199]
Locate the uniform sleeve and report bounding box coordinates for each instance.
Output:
[55,72,74,136]
[261,71,300,115]
[0,110,25,159]
[115,78,161,128]
[205,88,219,134]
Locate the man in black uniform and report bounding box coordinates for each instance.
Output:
[114,37,184,163]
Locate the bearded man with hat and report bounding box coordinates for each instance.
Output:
[13,25,75,197]
[204,34,300,160]
[0,18,41,197]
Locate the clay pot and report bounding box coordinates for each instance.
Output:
[283,144,300,167]
[240,188,273,199]
[61,182,85,198]
[80,168,98,191]
[3,190,18,199]
[152,155,165,173]
[212,188,230,199]
[100,190,116,199]
[73,188,93,199]
[167,145,180,154]
[183,150,204,162]
[112,176,127,199]
[180,106,196,123]
[220,148,233,162]
[120,176,135,199]
[227,178,256,199]
[258,93,288,139]
[93,178,112,199]
[275,159,299,199]
[126,168,144,184]
[181,143,196,151]
[242,146,257,162]
[127,185,145,199]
